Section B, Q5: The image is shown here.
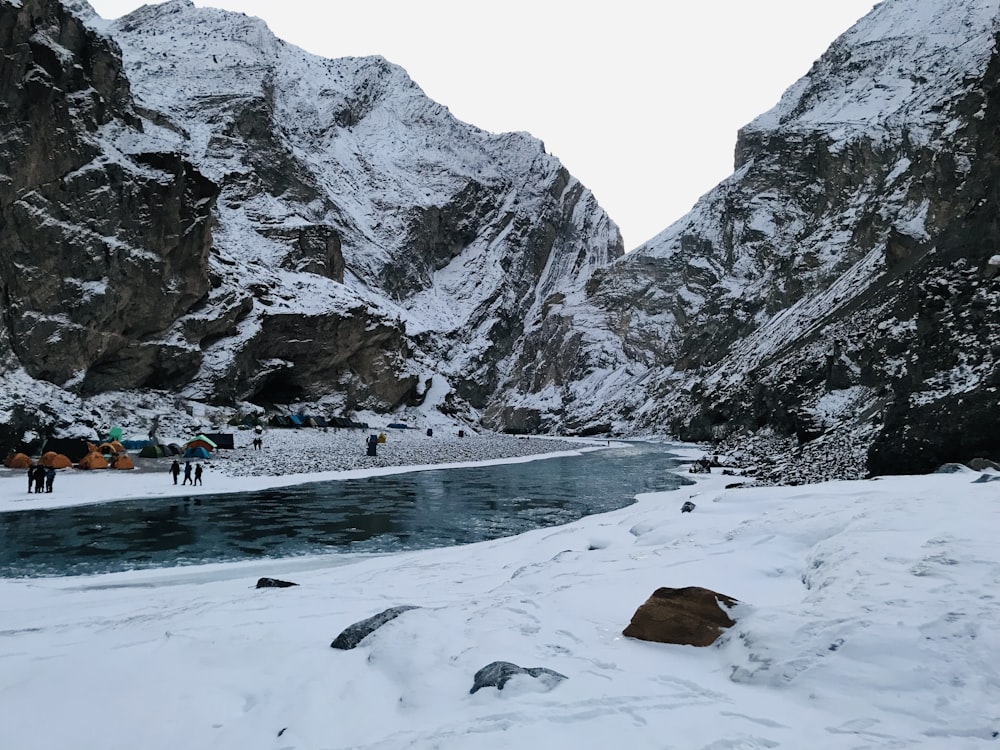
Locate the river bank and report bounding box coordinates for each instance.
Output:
[0,429,614,513]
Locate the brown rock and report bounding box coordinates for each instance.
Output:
[623,586,739,647]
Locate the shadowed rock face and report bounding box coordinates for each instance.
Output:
[0,0,216,395]
[623,586,738,647]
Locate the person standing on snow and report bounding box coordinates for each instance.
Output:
[182,461,193,485]
[170,459,181,485]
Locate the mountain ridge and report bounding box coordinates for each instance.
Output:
[2,0,998,480]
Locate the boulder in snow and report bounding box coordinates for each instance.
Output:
[623,586,738,647]
[469,661,567,694]
[330,605,420,650]
[255,577,298,588]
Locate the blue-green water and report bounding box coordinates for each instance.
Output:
[0,442,688,578]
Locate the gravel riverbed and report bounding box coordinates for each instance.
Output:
[203,428,594,478]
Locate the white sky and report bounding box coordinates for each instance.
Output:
[87,0,876,249]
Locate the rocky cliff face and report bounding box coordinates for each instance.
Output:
[0,0,214,394]
[0,0,622,441]
[575,0,1000,477]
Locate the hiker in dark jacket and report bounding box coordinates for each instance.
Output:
[194,463,203,486]
[170,459,181,484]
[33,465,46,493]
[45,466,55,493]
[182,461,193,485]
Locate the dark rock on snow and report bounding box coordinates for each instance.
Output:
[469,661,568,694]
[330,605,420,650]
[681,501,696,513]
[623,586,739,647]
[255,577,298,588]
[967,457,1000,472]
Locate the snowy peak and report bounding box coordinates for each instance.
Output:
[745,0,999,138]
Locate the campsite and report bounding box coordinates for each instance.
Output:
[2,429,236,476]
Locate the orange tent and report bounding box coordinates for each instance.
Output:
[78,452,109,470]
[39,451,73,469]
[111,454,135,470]
[5,452,32,468]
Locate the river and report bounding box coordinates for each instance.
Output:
[0,441,690,578]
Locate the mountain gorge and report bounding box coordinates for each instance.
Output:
[1,0,998,479]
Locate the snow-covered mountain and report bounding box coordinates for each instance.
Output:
[0,0,622,441]
[2,0,999,479]
[553,0,1000,478]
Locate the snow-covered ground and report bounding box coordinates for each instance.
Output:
[2,443,998,749]
[0,428,598,513]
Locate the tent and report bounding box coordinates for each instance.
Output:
[330,416,367,429]
[138,443,166,459]
[78,452,109,470]
[5,452,32,469]
[38,451,72,469]
[185,435,217,453]
[107,427,124,442]
[288,414,304,427]
[98,441,125,455]
[111,454,135,470]
[203,433,234,450]
[43,438,92,463]
[184,446,211,459]
[166,443,182,456]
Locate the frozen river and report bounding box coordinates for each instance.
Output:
[0,442,689,577]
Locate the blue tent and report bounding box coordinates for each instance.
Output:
[184,446,211,459]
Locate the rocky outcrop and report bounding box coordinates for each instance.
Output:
[0,0,215,399]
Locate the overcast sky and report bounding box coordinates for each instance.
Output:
[87,1,876,249]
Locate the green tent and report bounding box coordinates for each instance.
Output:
[138,443,166,459]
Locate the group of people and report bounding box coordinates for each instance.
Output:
[27,465,55,493]
[169,459,204,486]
